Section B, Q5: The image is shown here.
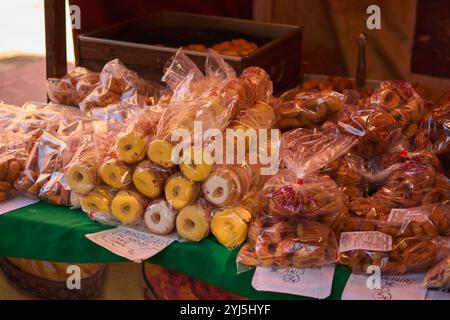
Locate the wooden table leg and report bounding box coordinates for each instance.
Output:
[44,0,67,80]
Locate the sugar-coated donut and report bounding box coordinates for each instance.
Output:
[144,199,177,235]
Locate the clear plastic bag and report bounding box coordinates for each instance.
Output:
[79,59,161,112]
[47,67,99,106]
[176,198,213,242]
[415,91,450,169]
[237,216,338,269]
[424,256,450,289]
[275,90,344,131]
[339,236,450,275]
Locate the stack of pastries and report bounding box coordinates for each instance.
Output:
[2,49,450,287]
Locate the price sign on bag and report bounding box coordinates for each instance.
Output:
[86,226,177,262]
[252,265,335,299]
[339,231,392,253]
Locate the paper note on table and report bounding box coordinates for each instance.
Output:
[0,196,39,216]
[342,273,427,300]
[86,226,177,262]
[426,287,450,300]
[252,265,335,299]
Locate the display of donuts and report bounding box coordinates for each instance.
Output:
[1,48,450,290]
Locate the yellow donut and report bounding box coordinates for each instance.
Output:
[80,187,113,214]
[116,131,147,164]
[211,208,248,248]
[99,160,132,189]
[202,171,239,207]
[66,164,96,194]
[180,148,214,182]
[111,190,146,224]
[132,161,166,198]
[165,174,199,209]
[147,139,175,168]
[176,203,210,241]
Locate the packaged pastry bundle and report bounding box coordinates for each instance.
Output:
[79,59,161,112]
[47,67,99,106]
[237,216,338,269]
[275,90,344,131]
[339,236,450,275]
[415,91,450,169]
[343,202,450,238]
[424,256,450,289]
[261,126,359,224]
[14,131,73,205]
[210,190,261,249]
[370,80,425,139]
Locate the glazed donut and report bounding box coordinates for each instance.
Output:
[165,174,199,210]
[379,89,401,111]
[203,170,240,207]
[176,201,211,242]
[99,160,132,189]
[132,161,169,198]
[210,208,248,249]
[66,164,96,194]
[144,199,178,235]
[111,190,146,225]
[254,233,276,267]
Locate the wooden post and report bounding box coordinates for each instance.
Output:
[44,0,67,79]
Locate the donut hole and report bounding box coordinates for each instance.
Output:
[74,171,84,183]
[124,144,134,152]
[184,218,196,232]
[173,186,181,197]
[213,186,225,198]
[109,171,117,182]
[151,213,161,224]
[121,203,131,214]
[89,203,99,212]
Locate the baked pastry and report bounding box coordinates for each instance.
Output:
[165,173,199,209]
[99,160,132,189]
[176,200,211,241]
[180,148,214,182]
[132,161,169,198]
[144,199,178,235]
[80,187,114,214]
[211,208,248,249]
[111,190,146,224]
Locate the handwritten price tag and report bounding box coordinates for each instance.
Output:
[342,273,427,300]
[339,231,392,253]
[252,265,335,299]
[85,226,177,262]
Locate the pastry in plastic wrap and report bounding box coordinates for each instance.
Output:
[237,217,337,269]
[99,159,132,189]
[79,59,161,112]
[211,207,249,249]
[144,199,178,235]
[275,90,344,131]
[111,190,147,225]
[424,256,450,289]
[339,236,449,275]
[165,173,199,210]
[132,161,170,198]
[180,147,214,182]
[176,199,211,241]
[415,91,450,169]
[65,137,97,195]
[47,67,99,106]
[80,186,114,214]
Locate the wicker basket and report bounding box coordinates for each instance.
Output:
[0,258,105,300]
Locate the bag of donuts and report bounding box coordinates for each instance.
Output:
[424,256,450,289]
[415,91,450,170]
[79,58,161,112]
[275,90,345,131]
[47,67,99,107]
[237,216,338,271]
[339,235,450,275]
[261,125,359,222]
[369,80,425,140]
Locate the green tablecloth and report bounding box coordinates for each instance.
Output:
[0,202,351,299]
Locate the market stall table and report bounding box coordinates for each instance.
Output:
[0,202,351,299]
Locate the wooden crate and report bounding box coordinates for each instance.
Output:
[77,11,302,93]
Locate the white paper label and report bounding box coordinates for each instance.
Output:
[252,265,335,299]
[339,231,392,253]
[342,273,427,300]
[85,226,177,262]
[0,196,39,216]
[426,287,450,300]
[388,208,427,223]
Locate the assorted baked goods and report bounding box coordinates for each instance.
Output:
[184,38,258,57]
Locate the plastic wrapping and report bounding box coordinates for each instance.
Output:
[79,59,161,112]
[47,67,99,106]
[424,256,450,289]
[415,91,450,169]
[165,172,200,210]
[144,199,178,235]
[237,216,337,269]
[132,161,171,199]
[176,198,213,242]
[339,236,450,275]
[370,81,425,139]
[275,90,344,131]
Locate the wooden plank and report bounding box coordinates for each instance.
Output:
[44,0,67,79]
